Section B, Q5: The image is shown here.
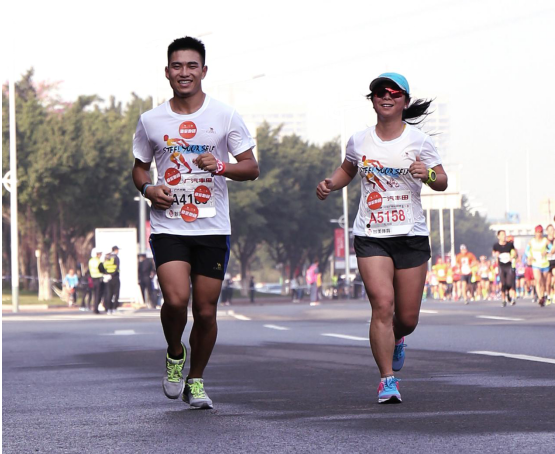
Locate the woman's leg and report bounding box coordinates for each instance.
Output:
[392,263,428,340]
[358,257,395,378]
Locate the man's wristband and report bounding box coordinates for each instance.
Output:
[214,159,226,176]
[141,183,152,197]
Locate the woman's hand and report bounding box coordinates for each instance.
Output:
[409,155,428,182]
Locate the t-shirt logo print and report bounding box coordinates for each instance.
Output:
[361,156,387,191]
[179,121,197,139]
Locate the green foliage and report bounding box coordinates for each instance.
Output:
[2,69,150,279]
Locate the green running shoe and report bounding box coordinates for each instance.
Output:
[163,343,186,399]
[183,378,213,409]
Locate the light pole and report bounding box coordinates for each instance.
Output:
[340,109,350,298]
[8,69,19,313]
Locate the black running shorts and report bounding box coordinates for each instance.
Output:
[149,234,230,280]
[353,235,431,269]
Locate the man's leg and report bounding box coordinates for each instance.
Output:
[93,279,101,313]
[113,276,120,310]
[188,274,222,378]
[157,261,191,357]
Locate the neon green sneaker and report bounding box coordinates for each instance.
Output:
[162,343,186,399]
[183,378,213,409]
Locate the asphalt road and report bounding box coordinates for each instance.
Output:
[3,297,555,453]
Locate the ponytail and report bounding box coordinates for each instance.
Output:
[402,98,434,125]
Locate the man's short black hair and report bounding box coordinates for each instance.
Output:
[167,36,206,66]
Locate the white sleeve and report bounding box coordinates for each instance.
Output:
[345,135,358,165]
[227,111,256,157]
[133,117,153,163]
[419,137,442,169]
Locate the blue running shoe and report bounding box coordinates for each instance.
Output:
[392,337,407,372]
[377,377,402,404]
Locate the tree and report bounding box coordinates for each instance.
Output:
[2,70,150,299]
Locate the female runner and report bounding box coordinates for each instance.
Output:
[316,73,448,404]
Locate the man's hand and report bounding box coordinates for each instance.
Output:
[409,155,428,182]
[193,153,219,173]
[316,178,334,200]
[145,185,173,210]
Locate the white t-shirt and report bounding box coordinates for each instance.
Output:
[346,124,442,238]
[133,96,255,236]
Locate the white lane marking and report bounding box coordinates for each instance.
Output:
[469,351,555,365]
[476,315,524,321]
[322,333,367,341]
[227,310,251,321]
[263,324,290,331]
[420,310,439,314]
[113,330,136,335]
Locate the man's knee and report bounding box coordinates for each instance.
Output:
[193,305,217,327]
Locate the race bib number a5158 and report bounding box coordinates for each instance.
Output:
[364,190,414,237]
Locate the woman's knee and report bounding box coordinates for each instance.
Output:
[394,313,419,334]
[369,296,395,323]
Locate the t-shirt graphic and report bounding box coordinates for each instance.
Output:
[133,96,255,236]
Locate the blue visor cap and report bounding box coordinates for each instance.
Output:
[369,73,410,96]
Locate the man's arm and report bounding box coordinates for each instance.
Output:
[193,149,259,181]
[132,159,174,210]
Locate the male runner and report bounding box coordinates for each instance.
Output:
[492,230,517,306]
[132,36,259,409]
[456,244,476,304]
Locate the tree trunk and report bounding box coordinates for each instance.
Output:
[37,235,52,301]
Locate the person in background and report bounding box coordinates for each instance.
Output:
[456,244,477,304]
[432,257,448,300]
[63,268,79,307]
[103,247,121,314]
[89,249,104,314]
[525,225,551,306]
[138,253,156,308]
[545,224,555,304]
[249,276,255,303]
[306,260,319,305]
[290,276,299,303]
[80,270,93,311]
[515,258,526,299]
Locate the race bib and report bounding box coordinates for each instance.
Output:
[165,172,216,222]
[363,190,414,237]
[499,252,511,264]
